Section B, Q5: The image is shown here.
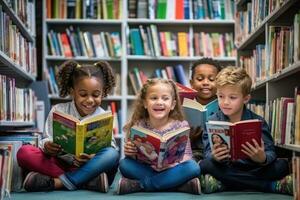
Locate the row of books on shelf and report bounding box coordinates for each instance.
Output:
[2,0,36,33]
[0,131,40,199]
[128,0,234,20]
[129,64,188,95]
[44,65,121,96]
[241,13,300,84]
[46,0,122,19]
[270,91,300,146]
[0,7,37,75]
[47,27,122,58]
[235,0,290,46]
[248,88,300,146]
[0,75,36,122]
[128,24,235,57]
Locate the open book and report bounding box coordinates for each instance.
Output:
[53,111,113,156]
[183,98,218,128]
[176,83,197,103]
[129,125,190,168]
[206,119,262,160]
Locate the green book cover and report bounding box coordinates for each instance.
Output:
[53,110,113,156]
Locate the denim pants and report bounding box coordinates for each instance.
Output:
[119,157,200,191]
[17,145,119,190]
[200,157,290,192]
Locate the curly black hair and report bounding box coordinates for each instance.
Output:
[57,60,115,98]
[190,57,222,79]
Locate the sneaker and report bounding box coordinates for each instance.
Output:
[117,177,142,195]
[83,173,108,193]
[177,178,201,195]
[273,175,293,195]
[200,174,224,194]
[23,172,55,192]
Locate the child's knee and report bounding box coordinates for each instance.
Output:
[17,145,37,163]
[185,160,201,176]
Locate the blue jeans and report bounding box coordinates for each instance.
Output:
[60,147,119,190]
[200,157,290,192]
[119,157,200,191]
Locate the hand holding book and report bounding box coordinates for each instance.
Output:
[211,142,230,162]
[44,141,62,156]
[241,139,266,164]
[124,140,138,158]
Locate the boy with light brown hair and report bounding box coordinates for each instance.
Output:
[200,66,293,195]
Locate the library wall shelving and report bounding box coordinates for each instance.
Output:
[235,0,300,197]
[43,0,237,158]
[0,0,37,197]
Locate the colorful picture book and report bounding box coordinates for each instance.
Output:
[129,125,190,168]
[53,111,113,156]
[183,98,218,128]
[206,119,262,160]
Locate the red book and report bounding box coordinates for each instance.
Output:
[175,0,184,19]
[206,119,262,160]
[60,33,73,57]
[176,82,197,103]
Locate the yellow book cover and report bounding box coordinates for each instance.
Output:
[53,110,113,156]
[178,32,188,57]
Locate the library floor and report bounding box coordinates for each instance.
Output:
[11,173,292,200]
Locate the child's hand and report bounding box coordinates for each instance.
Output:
[73,153,95,167]
[44,141,62,156]
[212,144,230,162]
[124,140,138,157]
[189,126,202,144]
[241,139,266,164]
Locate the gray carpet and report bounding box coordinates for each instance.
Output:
[11,173,293,200]
[11,190,292,200]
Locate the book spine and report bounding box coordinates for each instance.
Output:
[157,142,166,168]
[229,125,236,160]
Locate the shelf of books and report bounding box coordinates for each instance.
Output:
[44,0,238,158]
[0,0,40,198]
[235,0,300,197]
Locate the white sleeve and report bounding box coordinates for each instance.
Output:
[39,106,56,151]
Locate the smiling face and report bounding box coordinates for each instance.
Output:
[217,84,250,122]
[71,77,103,117]
[190,64,218,105]
[143,83,176,124]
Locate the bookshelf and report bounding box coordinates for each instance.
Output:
[0,0,37,127]
[43,0,237,158]
[0,0,37,197]
[235,0,300,197]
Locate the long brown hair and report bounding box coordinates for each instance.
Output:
[123,78,184,135]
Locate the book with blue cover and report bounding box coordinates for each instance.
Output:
[183,98,219,128]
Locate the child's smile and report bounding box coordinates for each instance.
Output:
[143,83,175,124]
[71,77,103,117]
